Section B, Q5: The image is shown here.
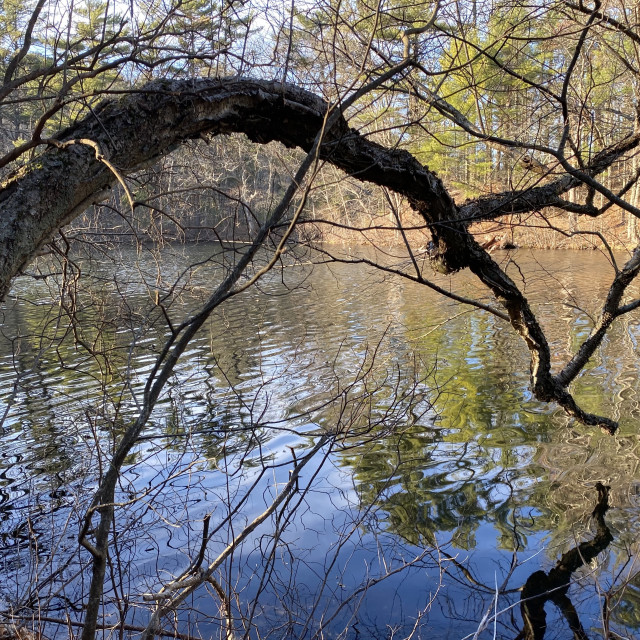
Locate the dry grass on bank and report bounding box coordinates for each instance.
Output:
[471,207,638,252]
[302,203,639,253]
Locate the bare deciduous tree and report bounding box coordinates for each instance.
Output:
[2,0,640,637]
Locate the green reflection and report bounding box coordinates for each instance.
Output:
[2,245,640,635]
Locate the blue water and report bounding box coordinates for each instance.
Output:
[0,244,638,638]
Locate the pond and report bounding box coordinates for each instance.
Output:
[0,243,639,639]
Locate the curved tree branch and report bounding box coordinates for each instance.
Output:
[0,76,625,433]
[2,0,47,85]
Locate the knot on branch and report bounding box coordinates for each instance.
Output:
[426,240,465,274]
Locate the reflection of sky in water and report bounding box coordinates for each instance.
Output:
[0,245,639,636]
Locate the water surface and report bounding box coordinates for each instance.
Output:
[0,244,639,638]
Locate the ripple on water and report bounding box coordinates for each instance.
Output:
[0,247,638,636]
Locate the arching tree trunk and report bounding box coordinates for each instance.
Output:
[0,76,634,434]
[0,77,462,300]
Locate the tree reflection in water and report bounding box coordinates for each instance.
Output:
[1,250,639,638]
[341,418,627,637]
[518,483,612,640]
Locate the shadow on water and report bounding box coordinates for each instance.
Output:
[517,482,613,640]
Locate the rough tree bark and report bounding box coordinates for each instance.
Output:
[0,77,464,296]
[0,77,635,432]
